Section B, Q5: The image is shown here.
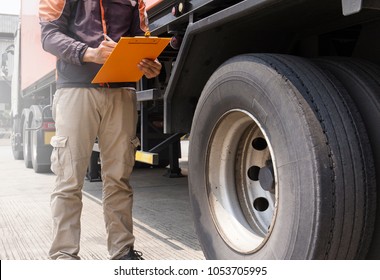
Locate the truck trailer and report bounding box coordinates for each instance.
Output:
[9,0,380,259]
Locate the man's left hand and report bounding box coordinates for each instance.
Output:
[138,59,162,79]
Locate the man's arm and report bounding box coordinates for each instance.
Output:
[83,40,117,65]
[39,0,88,65]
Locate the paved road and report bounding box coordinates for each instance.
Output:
[0,138,204,260]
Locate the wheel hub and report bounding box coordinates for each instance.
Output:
[206,110,278,254]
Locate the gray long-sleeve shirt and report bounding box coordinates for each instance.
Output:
[39,0,148,88]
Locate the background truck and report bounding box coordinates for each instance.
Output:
[10,0,56,173]
[10,0,380,259]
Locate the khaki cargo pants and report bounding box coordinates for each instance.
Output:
[48,87,139,260]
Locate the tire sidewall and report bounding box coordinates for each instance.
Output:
[189,57,329,259]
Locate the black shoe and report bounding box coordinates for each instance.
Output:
[119,249,144,260]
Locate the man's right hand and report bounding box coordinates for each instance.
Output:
[83,40,116,64]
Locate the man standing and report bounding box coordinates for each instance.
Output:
[39,0,161,260]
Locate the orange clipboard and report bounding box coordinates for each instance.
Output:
[92,37,171,83]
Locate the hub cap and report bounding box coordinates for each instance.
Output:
[206,110,278,253]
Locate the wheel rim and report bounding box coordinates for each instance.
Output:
[206,110,278,254]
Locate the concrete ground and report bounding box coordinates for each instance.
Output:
[0,138,204,260]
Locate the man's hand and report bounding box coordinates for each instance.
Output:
[83,40,117,64]
[138,59,162,79]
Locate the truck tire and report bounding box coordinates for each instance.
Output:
[11,119,23,160]
[30,108,53,173]
[315,58,380,259]
[188,54,375,259]
[30,130,51,173]
[22,110,32,168]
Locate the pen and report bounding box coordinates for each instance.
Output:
[103,33,115,42]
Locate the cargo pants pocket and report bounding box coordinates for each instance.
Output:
[50,136,73,181]
[127,136,140,167]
